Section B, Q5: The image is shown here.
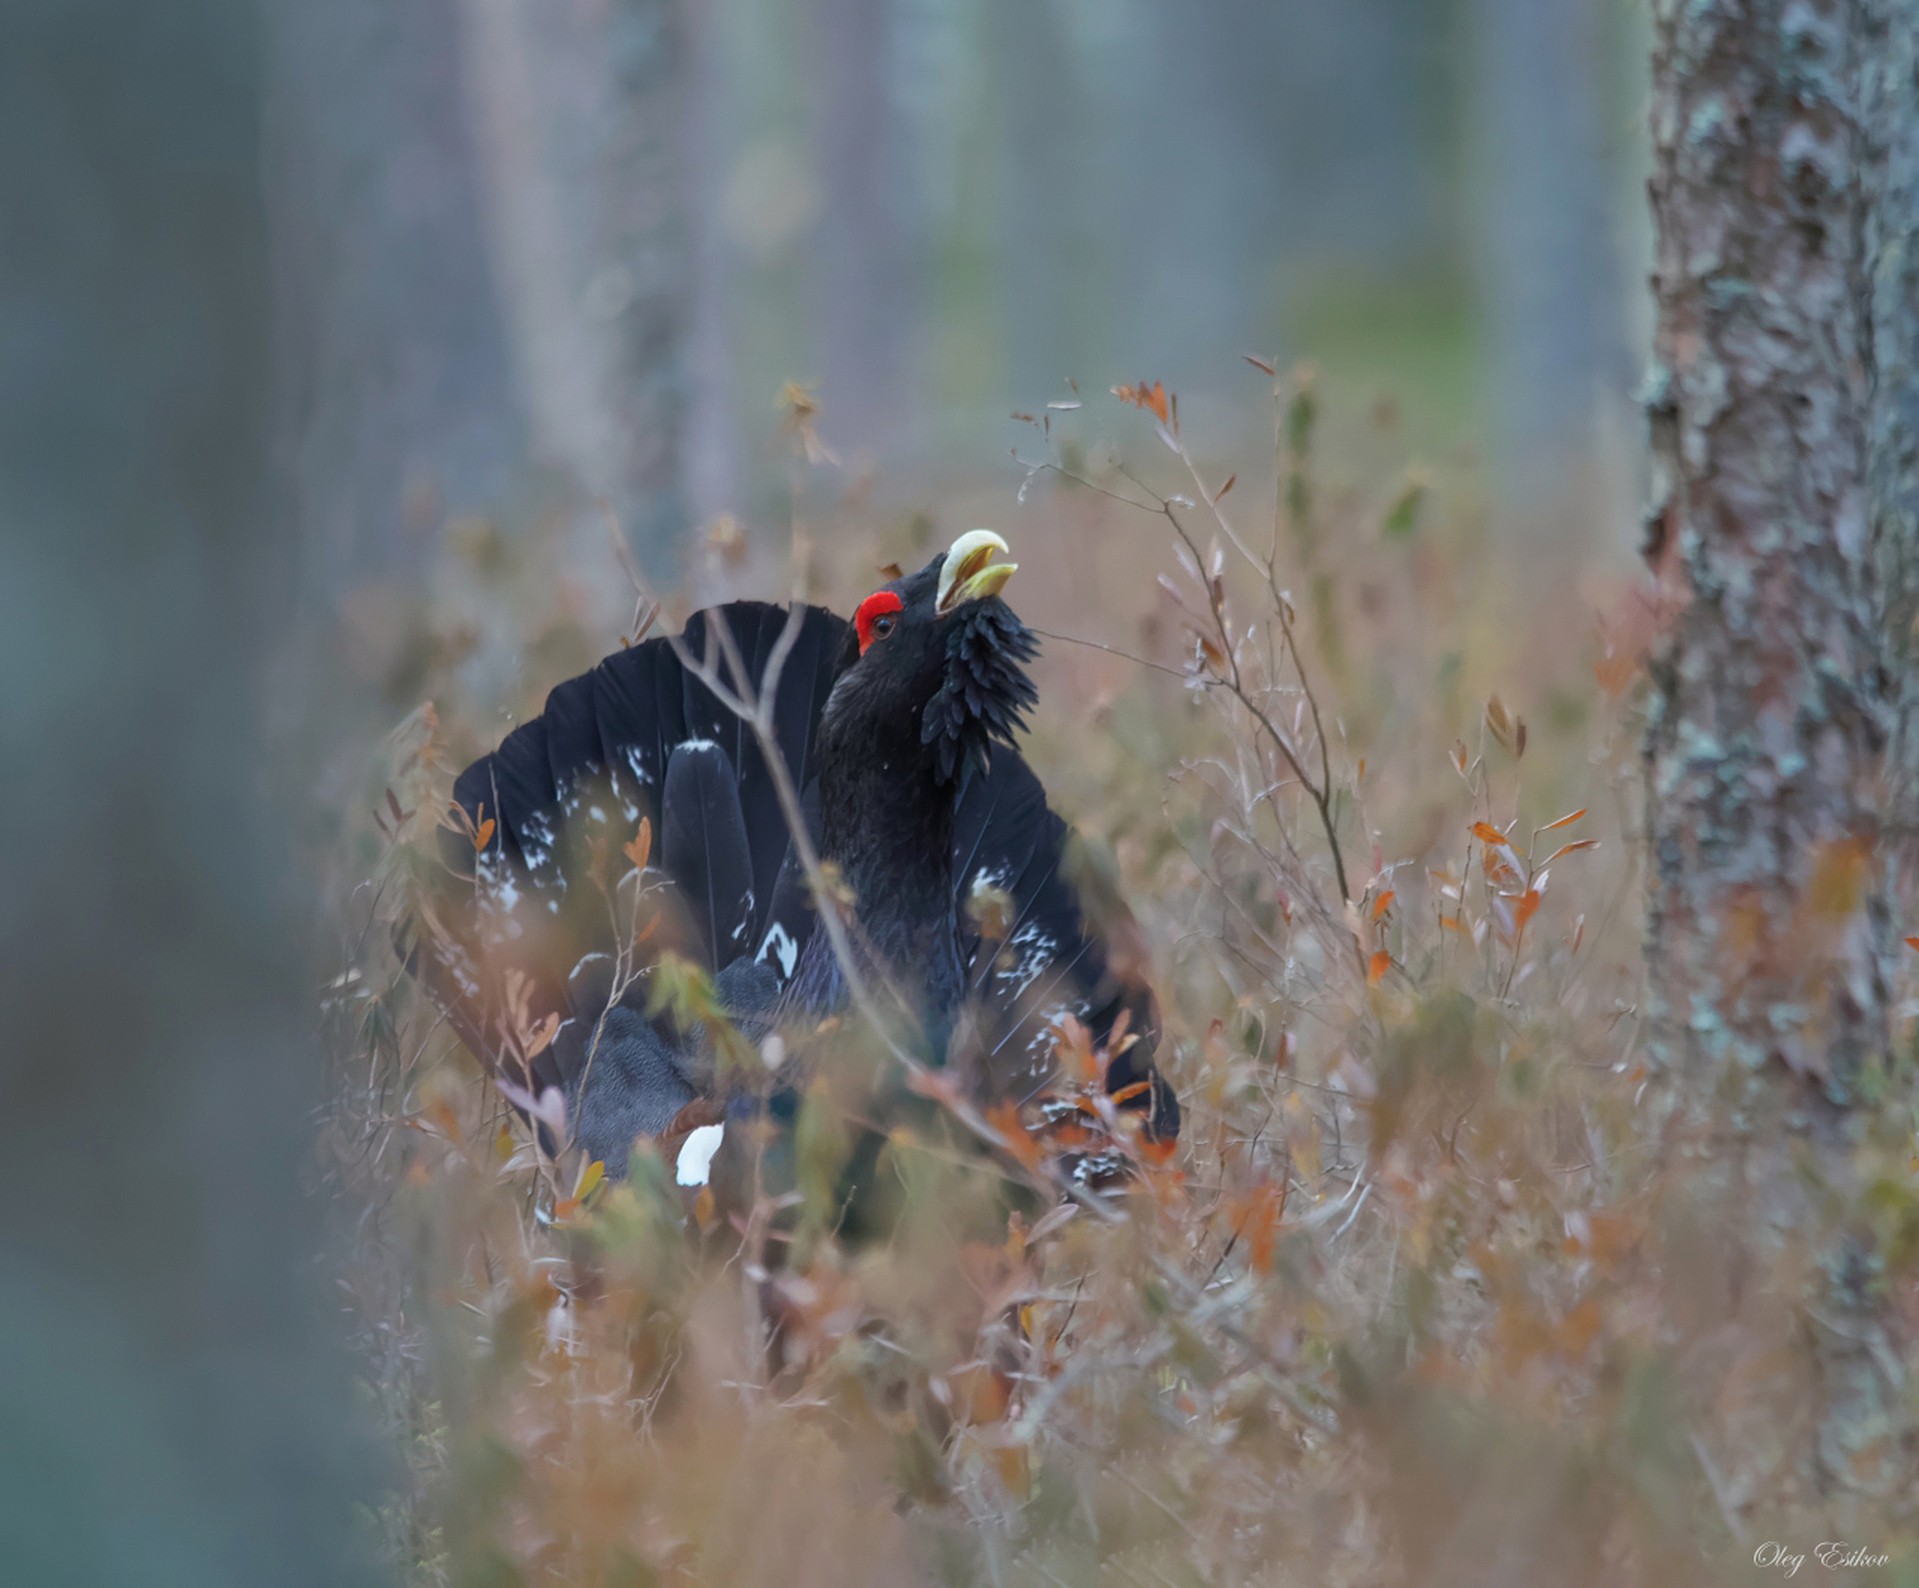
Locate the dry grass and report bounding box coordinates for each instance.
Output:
[317,370,1918,1586]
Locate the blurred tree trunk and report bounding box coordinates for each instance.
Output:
[0,3,378,1581]
[1643,0,1913,1504]
[686,0,745,522]
[1472,0,1622,483]
[267,0,526,589]
[461,0,691,558]
[268,0,690,591]
[812,0,911,456]
[989,0,1088,401]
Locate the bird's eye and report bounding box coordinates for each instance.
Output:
[855,589,905,654]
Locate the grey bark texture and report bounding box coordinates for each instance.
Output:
[1863,0,1919,828]
[1643,0,1915,1507]
[1643,0,1889,1092]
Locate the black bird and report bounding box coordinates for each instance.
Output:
[411,530,1178,1184]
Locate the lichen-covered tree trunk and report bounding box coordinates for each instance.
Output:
[1643,0,1915,1507]
[1863,0,1919,833]
[1643,0,1889,1093]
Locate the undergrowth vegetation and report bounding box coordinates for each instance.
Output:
[316,365,1904,1586]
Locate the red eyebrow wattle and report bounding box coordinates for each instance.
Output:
[854,590,904,654]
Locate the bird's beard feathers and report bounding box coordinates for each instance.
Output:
[806,600,1039,1042]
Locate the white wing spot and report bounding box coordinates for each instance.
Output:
[999,923,1059,996]
[757,921,799,980]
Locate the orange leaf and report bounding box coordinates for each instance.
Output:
[990,1443,1029,1498]
[1514,890,1542,933]
[1543,838,1600,865]
[984,1100,1045,1171]
[1372,889,1396,921]
[906,1067,964,1110]
[1112,380,1170,426]
[1906,936,1919,951]
[523,1012,560,1060]
[1555,1294,1604,1358]
[473,816,496,852]
[1439,915,1471,937]
[623,815,653,872]
[1137,1135,1178,1168]
[1367,950,1390,986]
[1481,855,1520,891]
[1470,821,1511,848]
[1541,807,1588,833]
[1233,1185,1285,1274]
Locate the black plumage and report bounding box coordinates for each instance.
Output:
[411,538,1178,1180]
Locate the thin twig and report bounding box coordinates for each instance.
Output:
[1027,623,1195,680]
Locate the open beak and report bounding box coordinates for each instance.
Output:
[935,528,1017,614]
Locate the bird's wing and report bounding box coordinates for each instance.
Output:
[952,752,1177,1138]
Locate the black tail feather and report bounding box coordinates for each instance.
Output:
[660,741,756,972]
[539,671,604,802]
[678,603,853,930]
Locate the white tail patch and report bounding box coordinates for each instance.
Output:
[676,1123,725,1187]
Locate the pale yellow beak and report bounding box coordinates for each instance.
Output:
[935,528,1017,614]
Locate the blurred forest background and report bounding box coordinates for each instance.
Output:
[275,0,1647,597]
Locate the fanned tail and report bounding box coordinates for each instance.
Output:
[416,602,851,1111]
